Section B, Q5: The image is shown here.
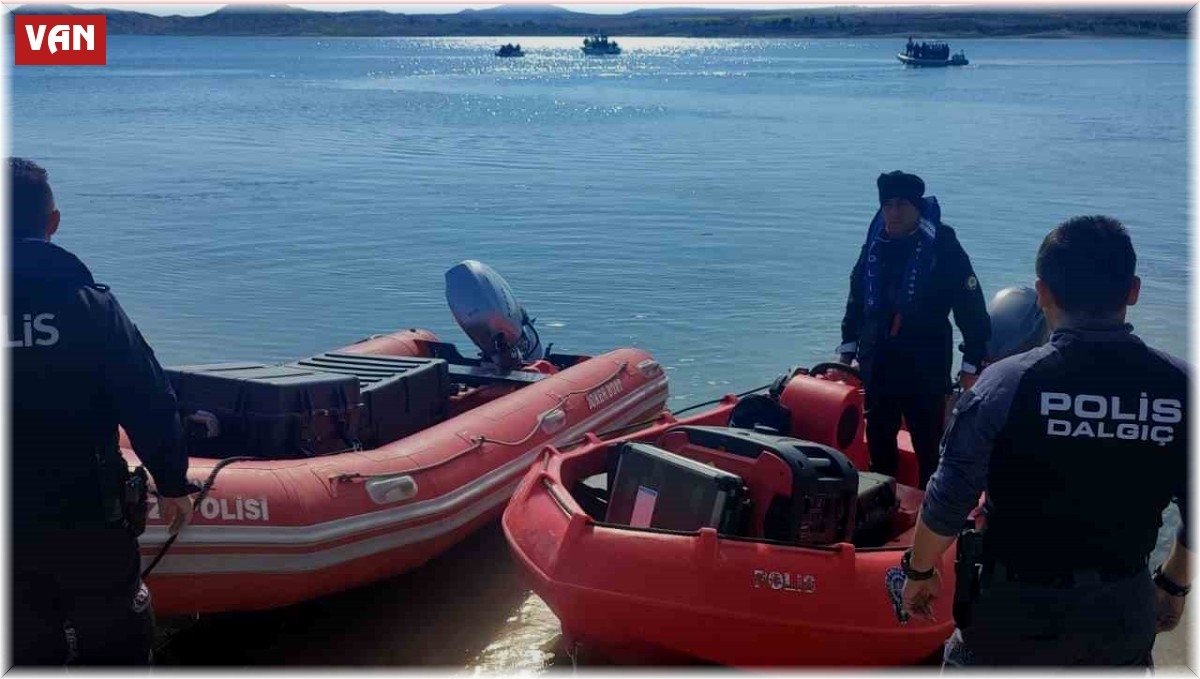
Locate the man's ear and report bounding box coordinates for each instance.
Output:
[46,209,60,239]
[1126,275,1141,307]
[1034,279,1054,310]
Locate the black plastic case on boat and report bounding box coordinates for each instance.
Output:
[605,442,746,534]
[665,426,859,545]
[289,353,451,448]
[166,363,362,459]
[853,471,899,545]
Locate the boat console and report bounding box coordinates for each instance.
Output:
[581,425,911,548]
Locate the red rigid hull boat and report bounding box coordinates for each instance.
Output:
[124,328,668,616]
[502,364,957,667]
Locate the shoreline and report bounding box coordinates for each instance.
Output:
[10,5,1188,39]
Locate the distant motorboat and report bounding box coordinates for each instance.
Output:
[582,34,621,56]
[898,51,968,67]
[495,43,525,57]
[898,39,968,67]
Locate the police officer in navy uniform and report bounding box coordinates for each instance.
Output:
[9,158,196,665]
[839,171,991,488]
[900,215,1190,666]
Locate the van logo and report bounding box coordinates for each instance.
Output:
[15,16,107,66]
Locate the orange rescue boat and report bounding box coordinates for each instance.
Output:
[503,364,957,667]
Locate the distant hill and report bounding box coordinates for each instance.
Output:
[463,5,580,16]
[211,4,313,13]
[626,7,746,16]
[7,4,1188,38]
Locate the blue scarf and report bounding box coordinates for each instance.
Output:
[863,196,941,318]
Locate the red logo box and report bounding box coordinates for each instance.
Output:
[14,15,107,66]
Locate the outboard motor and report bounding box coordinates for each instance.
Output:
[985,286,1048,364]
[445,260,545,370]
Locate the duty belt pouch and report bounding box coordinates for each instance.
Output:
[96,451,148,535]
[122,466,150,536]
[953,527,986,629]
[97,451,126,527]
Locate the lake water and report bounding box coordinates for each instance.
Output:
[11,35,1189,667]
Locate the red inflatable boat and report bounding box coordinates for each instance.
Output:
[124,329,669,615]
[502,364,956,667]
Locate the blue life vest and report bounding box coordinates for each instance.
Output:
[862,196,941,318]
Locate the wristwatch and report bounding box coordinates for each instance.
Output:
[902,548,937,581]
[1153,566,1190,597]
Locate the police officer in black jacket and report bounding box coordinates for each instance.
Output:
[901,215,1190,666]
[9,158,195,665]
[839,171,991,488]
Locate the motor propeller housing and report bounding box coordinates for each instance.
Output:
[986,286,1047,363]
[445,260,545,369]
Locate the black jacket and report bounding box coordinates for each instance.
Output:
[924,325,1188,573]
[840,222,991,395]
[10,239,189,529]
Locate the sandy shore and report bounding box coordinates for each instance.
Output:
[1154,615,1190,670]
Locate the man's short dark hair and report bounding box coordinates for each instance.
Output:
[10,157,54,240]
[1036,215,1137,317]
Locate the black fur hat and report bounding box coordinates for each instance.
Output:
[877,171,925,208]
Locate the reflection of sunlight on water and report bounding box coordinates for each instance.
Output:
[339,37,809,87]
[466,594,564,673]
[410,36,776,54]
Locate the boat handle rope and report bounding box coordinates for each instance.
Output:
[468,362,631,449]
[557,381,774,450]
[671,382,775,417]
[140,455,261,580]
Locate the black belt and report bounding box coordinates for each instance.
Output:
[989,561,1147,589]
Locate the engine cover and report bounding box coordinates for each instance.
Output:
[445,260,545,368]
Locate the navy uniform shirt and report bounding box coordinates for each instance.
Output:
[11,239,189,529]
[923,325,1189,573]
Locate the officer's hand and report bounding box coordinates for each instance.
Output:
[958,371,978,391]
[838,353,855,366]
[1155,586,1186,633]
[901,571,942,623]
[162,494,196,536]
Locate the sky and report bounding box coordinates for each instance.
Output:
[9,3,835,15]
